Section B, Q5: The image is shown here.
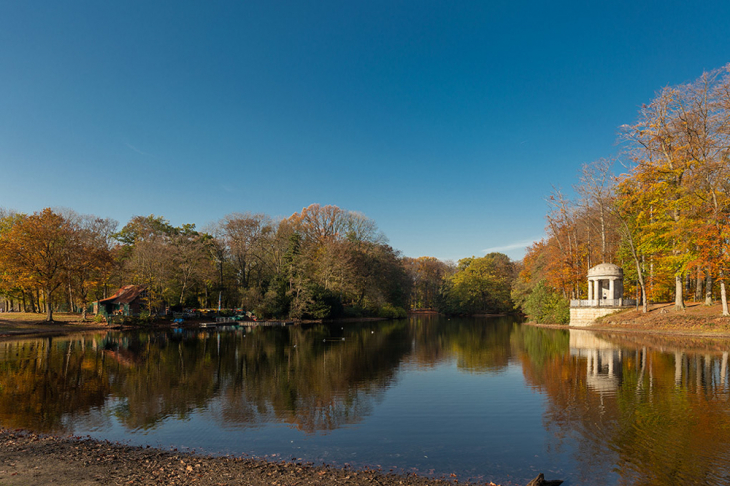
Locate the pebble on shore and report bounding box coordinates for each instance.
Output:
[0,428,503,486]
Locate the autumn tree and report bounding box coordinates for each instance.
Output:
[219,213,272,295]
[403,256,453,309]
[576,158,619,265]
[0,209,79,321]
[62,211,118,319]
[168,226,215,306]
[619,64,730,313]
[621,86,699,310]
[116,215,177,312]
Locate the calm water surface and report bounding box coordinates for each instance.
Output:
[1,316,729,485]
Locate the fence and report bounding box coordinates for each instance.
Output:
[570,298,637,308]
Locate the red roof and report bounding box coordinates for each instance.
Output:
[98,285,147,305]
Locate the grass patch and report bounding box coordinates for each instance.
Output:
[0,312,91,332]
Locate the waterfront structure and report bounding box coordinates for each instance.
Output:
[93,285,148,317]
[570,263,636,326]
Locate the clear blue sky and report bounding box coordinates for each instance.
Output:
[1,1,729,261]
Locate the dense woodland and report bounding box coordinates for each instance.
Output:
[0,204,515,322]
[515,64,730,322]
[4,64,730,324]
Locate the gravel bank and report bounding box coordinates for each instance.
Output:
[0,429,500,486]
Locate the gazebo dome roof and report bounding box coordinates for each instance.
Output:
[587,263,623,278]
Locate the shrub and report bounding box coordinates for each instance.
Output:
[378,303,407,319]
[522,280,569,324]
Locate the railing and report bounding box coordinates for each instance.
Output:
[570,299,637,308]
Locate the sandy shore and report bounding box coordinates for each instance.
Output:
[0,429,505,486]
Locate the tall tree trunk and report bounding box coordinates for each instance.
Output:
[639,274,648,314]
[695,267,703,301]
[617,217,648,313]
[721,271,729,317]
[45,288,53,322]
[586,224,592,270]
[675,273,685,310]
[600,205,606,262]
[68,280,74,313]
[705,271,714,305]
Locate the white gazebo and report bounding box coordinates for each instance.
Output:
[570,263,636,326]
[586,262,624,305]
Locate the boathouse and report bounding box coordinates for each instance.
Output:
[569,263,636,326]
[93,285,148,317]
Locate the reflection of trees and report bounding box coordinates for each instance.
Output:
[450,318,513,372]
[515,328,730,485]
[106,333,223,430]
[0,317,525,436]
[407,316,516,373]
[0,323,415,435]
[216,322,413,432]
[0,335,111,432]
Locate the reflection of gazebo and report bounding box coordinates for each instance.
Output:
[569,330,622,394]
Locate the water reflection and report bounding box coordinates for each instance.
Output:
[518,328,730,485]
[0,318,519,437]
[569,331,623,395]
[0,318,729,485]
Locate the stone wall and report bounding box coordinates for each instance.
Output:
[569,307,621,327]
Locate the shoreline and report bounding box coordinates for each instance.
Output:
[525,321,730,339]
[0,428,502,486]
[525,301,730,339]
[0,314,394,341]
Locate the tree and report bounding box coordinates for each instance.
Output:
[576,158,618,264]
[620,65,730,313]
[114,215,175,246]
[0,209,78,321]
[169,229,214,306]
[219,213,270,293]
[520,280,570,324]
[441,253,514,315]
[403,256,452,309]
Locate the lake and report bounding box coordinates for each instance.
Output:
[1,316,729,485]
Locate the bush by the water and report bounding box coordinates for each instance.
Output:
[519,280,569,324]
[378,303,407,319]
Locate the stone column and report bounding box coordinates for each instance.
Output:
[609,279,615,301]
[587,279,593,301]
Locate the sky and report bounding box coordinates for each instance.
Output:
[1,1,729,262]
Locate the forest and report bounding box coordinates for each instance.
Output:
[0,204,515,322]
[514,64,730,323]
[4,64,730,325]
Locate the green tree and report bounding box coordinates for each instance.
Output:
[440,253,514,314]
[521,279,569,324]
